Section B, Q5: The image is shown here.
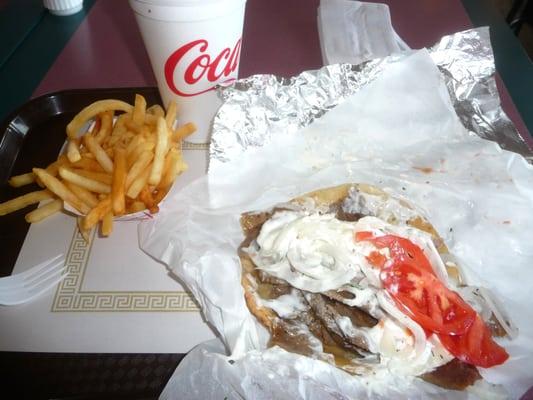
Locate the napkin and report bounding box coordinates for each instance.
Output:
[318,0,410,65]
[140,49,533,399]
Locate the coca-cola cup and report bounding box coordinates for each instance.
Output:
[129,0,246,143]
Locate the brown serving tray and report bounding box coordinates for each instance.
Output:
[0,87,184,400]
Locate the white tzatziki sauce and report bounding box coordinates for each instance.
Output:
[245,210,447,293]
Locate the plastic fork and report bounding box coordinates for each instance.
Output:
[0,254,67,306]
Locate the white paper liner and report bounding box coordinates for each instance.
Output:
[139,50,533,399]
[63,201,155,221]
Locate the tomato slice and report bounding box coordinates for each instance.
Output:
[355,231,375,242]
[367,234,435,275]
[439,315,509,368]
[356,231,507,365]
[380,262,476,335]
[356,232,476,335]
[366,251,387,268]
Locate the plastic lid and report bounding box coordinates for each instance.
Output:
[43,0,83,16]
[129,0,246,21]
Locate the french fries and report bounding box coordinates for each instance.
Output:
[67,139,82,163]
[8,173,35,188]
[165,100,177,130]
[66,100,133,139]
[95,111,114,144]
[59,167,111,194]
[128,200,147,213]
[126,150,153,188]
[126,164,151,199]
[158,147,187,190]
[25,199,63,223]
[64,181,99,208]
[147,104,165,119]
[72,169,113,185]
[148,117,169,186]
[132,94,146,126]
[111,148,126,215]
[71,157,106,172]
[83,197,112,230]
[33,168,90,214]
[172,122,197,142]
[1,95,195,239]
[101,211,113,236]
[45,155,69,176]
[0,190,53,216]
[77,217,91,243]
[84,134,114,173]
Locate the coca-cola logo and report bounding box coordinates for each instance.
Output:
[164,38,242,97]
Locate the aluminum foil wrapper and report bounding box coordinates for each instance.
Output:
[210,28,532,168]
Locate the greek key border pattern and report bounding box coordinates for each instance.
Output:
[181,140,210,173]
[51,226,199,312]
[182,141,209,150]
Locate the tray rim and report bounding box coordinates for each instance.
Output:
[0,86,160,136]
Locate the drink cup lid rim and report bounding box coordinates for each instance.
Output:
[130,0,244,6]
[129,0,246,21]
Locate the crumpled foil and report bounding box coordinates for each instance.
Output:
[210,28,532,168]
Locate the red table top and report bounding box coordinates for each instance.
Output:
[33,0,474,90]
[32,0,530,145]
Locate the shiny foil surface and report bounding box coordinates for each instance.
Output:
[210,28,532,168]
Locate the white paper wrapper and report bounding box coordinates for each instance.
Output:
[139,50,533,399]
[159,339,482,400]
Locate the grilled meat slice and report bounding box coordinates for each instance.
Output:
[269,319,315,357]
[304,292,378,352]
[421,358,482,390]
[328,200,364,222]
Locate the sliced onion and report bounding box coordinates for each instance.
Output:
[422,238,450,285]
[456,286,492,321]
[377,291,426,362]
[439,253,464,286]
[457,286,518,340]
[478,287,519,340]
